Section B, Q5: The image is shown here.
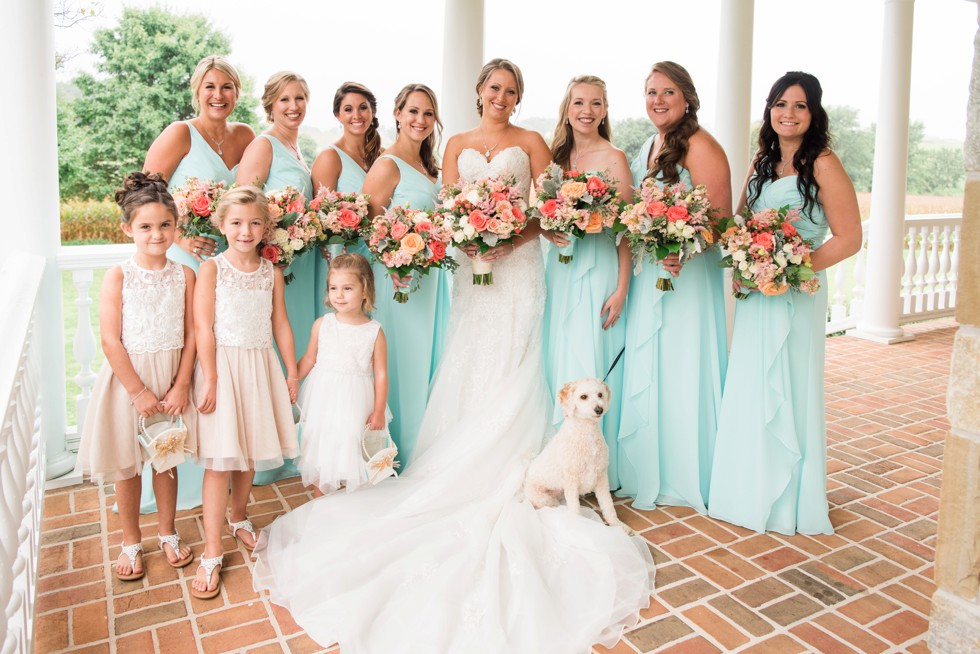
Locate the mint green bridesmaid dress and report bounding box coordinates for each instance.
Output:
[140,122,236,513]
[708,176,833,535]
[314,145,369,318]
[371,155,450,466]
[252,133,313,486]
[616,135,728,512]
[543,206,626,489]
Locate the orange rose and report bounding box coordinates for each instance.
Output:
[781,222,798,237]
[758,280,789,296]
[647,200,668,217]
[401,233,425,255]
[559,181,588,201]
[666,205,689,222]
[584,212,604,234]
[191,195,212,217]
[468,210,488,231]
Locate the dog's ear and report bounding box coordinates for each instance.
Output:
[602,380,611,402]
[558,382,574,414]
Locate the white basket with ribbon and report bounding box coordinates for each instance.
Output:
[138,414,189,474]
[361,427,399,485]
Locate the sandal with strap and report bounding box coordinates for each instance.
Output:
[226,516,257,551]
[158,533,194,568]
[114,542,144,581]
[190,554,223,600]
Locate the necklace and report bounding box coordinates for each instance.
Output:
[287,141,303,162]
[200,124,226,156]
[776,158,791,176]
[480,127,501,161]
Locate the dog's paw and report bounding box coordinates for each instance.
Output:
[618,523,635,536]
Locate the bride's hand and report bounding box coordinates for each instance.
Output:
[461,243,481,258]
[390,272,411,290]
[543,231,571,247]
[478,241,517,262]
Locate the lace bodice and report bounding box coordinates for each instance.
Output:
[120,258,185,354]
[457,147,533,201]
[213,254,274,349]
[313,314,380,377]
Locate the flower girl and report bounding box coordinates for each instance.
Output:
[77,172,197,581]
[295,253,390,496]
[192,186,299,599]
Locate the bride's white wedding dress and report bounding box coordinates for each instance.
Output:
[252,147,655,654]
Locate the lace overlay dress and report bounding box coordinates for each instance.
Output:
[194,254,298,471]
[297,314,388,494]
[78,258,197,483]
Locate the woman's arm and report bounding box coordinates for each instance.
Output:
[296,318,321,381]
[600,149,634,329]
[441,135,463,188]
[311,147,342,193]
[270,267,299,402]
[100,266,161,418]
[143,122,191,182]
[810,151,862,272]
[236,136,273,188]
[367,328,389,430]
[162,266,197,415]
[193,260,219,413]
[363,157,399,218]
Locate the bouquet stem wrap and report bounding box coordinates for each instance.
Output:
[557,239,576,264]
[471,257,494,286]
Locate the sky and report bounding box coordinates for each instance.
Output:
[54,0,976,143]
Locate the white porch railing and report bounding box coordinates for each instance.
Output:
[826,213,961,334]
[0,254,47,654]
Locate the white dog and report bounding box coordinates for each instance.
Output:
[525,377,633,535]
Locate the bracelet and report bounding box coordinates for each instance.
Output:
[286,376,299,381]
[130,386,148,405]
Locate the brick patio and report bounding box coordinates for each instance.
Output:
[33,319,954,653]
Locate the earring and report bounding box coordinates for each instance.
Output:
[478,98,483,108]
[685,105,689,114]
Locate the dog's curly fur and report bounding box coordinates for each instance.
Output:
[524,377,633,535]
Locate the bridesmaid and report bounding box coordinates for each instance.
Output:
[311,82,383,317]
[237,71,315,359]
[361,83,450,465]
[140,54,254,515]
[617,62,730,512]
[708,72,861,535]
[542,75,632,489]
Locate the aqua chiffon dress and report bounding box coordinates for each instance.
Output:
[314,145,370,318]
[543,227,626,489]
[708,176,834,535]
[251,133,314,486]
[616,136,728,512]
[139,122,237,514]
[371,155,451,466]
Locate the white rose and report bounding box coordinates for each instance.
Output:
[789,253,803,265]
[775,254,788,267]
[290,238,304,251]
[275,228,289,246]
[464,189,482,204]
[732,250,748,262]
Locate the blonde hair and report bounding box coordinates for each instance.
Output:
[551,75,612,170]
[326,253,376,314]
[393,84,442,178]
[212,186,271,230]
[190,55,242,113]
[262,71,311,123]
[475,58,524,116]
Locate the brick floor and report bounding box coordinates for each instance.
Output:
[34,319,954,653]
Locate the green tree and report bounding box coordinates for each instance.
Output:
[828,106,875,192]
[612,117,655,165]
[61,7,260,199]
[298,133,318,168]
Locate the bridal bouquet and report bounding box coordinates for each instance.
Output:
[437,176,528,285]
[171,177,227,246]
[309,188,371,258]
[261,187,322,283]
[718,205,819,299]
[530,164,621,264]
[363,205,458,303]
[617,179,715,291]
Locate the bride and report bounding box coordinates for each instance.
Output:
[252,59,655,654]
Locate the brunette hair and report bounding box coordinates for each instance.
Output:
[190,55,242,113]
[393,84,442,178]
[114,172,177,224]
[211,186,271,230]
[333,82,382,168]
[551,75,613,170]
[326,253,376,314]
[747,71,830,216]
[645,61,700,185]
[475,58,525,116]
[261,71,310,123]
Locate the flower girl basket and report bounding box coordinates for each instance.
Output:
[361,427,399,485]
[138,414,189,474]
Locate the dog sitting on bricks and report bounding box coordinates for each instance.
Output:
[524,377,633,535]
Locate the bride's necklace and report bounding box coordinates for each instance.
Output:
[480,127,502,161]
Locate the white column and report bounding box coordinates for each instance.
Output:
[0,0,76,478]
[850,0,916,343]
[441,0,484,144]
[714,0,755,346]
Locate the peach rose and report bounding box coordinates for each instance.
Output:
[540,198,559,218]
[559,181,588,202]
[286,199,305,214]
[401,232,425,255]
[338,208,361,229]
[586,176,608,196]
[666,205,689,222]
[268,203,283,218]
[391,221,409,240]
[468,210,489,231]
[414,221,433,233]
[191,195,212,217]
[758,280,789,296]
[781,222,798,237]
[486,218,502,233]
[752,231,774,250]
[584,212,604,234]
[646,200,668,217]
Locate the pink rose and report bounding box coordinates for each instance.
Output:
[540,198,559,218]
[191,195,212,217]
[666,205,689,222]
[415,221,433,233]
[429,240,446,261]
[391,221,409,240]
[486,218,501,233]
[646,200,668,217]
[261,245,280,264]
[780,222,798,238]
[586,176,608,196]
[309,196,322,211]
[469,210,488,231]
[338,208,361,229]
[752,231,775,250]
[286,199,305,214]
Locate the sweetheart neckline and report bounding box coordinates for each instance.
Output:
[459,146,529,166]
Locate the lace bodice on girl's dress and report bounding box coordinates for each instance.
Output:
[213,254,273,349]
[313,314,381,378]
[120,258,185,354]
